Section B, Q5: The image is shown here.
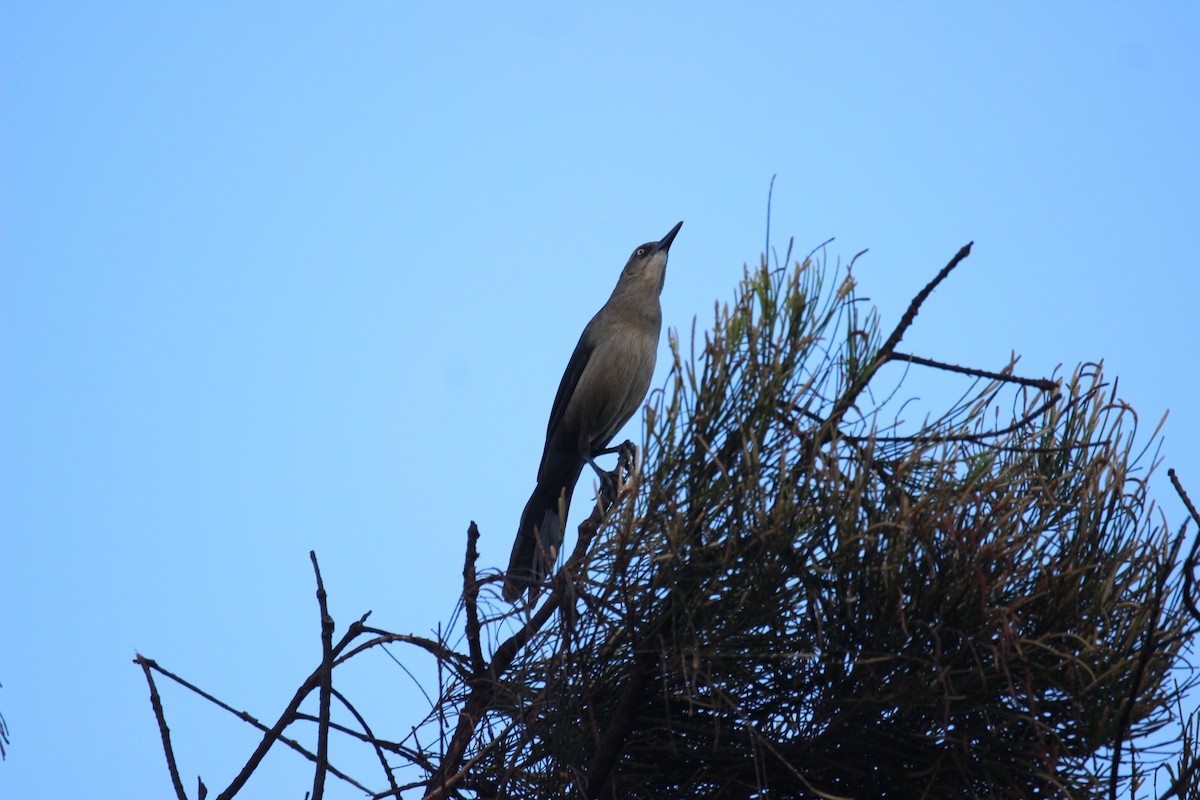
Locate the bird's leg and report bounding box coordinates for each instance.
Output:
[585,455,619,511]
[617,439,638,479]
[594,440,639,486]
[587,439,639,511]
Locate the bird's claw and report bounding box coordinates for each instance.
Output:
[597,469,619,510]
[617,440,638,473]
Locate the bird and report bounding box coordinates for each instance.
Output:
[503,221,683,601]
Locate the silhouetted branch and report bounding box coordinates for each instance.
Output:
[820,242,973,443]
[878,242,973,360]
[213,584,376,799]
[310,551,335,800]
[336,690,400,796]
[134,655,188,800]
[582,650,656,798]
[1169,468,1200,626]
[464,522,485,673]
[335,630,467,674]
[847,392,1063,446]
[139,655,368,793]
[1109,527,1183,798]
[889,350,1057,392]
[423,444,636,795]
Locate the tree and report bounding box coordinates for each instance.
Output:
[138,239,1200,799]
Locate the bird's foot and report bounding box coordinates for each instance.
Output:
[616,440,638,478]
[596,468,619,511]
[589,440,638,512]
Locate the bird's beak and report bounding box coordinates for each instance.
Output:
[654,220,684,254]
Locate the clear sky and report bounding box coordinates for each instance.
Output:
[2,4,1198,798]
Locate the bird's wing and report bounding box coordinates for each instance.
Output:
[544,330,593,446]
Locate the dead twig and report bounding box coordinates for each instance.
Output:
[311,551,335,800]
[464,522,485,673]
[816,243,974,452]
[889,351,1057,392]
[1169,469,1200,625]
[137,655,370,793]
[215,590,375,799]
[134,654,189,800]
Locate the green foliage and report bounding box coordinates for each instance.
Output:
[474,248,1198,798]
[134,242,1199,800]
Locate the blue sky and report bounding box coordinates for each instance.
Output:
[2,4,1198,798]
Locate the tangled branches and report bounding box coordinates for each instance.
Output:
[137,242,1200,799]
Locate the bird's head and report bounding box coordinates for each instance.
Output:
[618,220,683,296]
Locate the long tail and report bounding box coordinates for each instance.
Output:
[503,473,580,601]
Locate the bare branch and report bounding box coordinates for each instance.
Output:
[817,242,974,454]
[214,587,375,799]
[888,350,1057,392]
[332,688,400,796]
[134,654,189,800]
[877,242,973,364]
[463,521,485,673]
[1169,468,1200,626]
[310,551,335,800]
[137,657,370,792]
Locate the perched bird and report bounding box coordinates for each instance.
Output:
[503,221,683,601]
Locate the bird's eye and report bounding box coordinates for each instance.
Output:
[636,248,646,257]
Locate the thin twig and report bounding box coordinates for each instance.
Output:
[463,522,485,673]
[1169,469,1200,625]
[138,657,370,793]
[292,709,431,768]
[215,602,377,799]
[436,620,447,800]
[889,351,1057,392]
[311,551,335,800]
[134,654,189,800]
[845,393,1062,446]
[876,242,973,367]
[337,631,470,675]
[824,243,973,437]
[330,688,400,796]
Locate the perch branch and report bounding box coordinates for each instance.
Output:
[422,444,636,794]
[336,631,470,676]
[875,242,973,367]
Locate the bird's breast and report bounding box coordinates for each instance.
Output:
[561,322,660,451]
